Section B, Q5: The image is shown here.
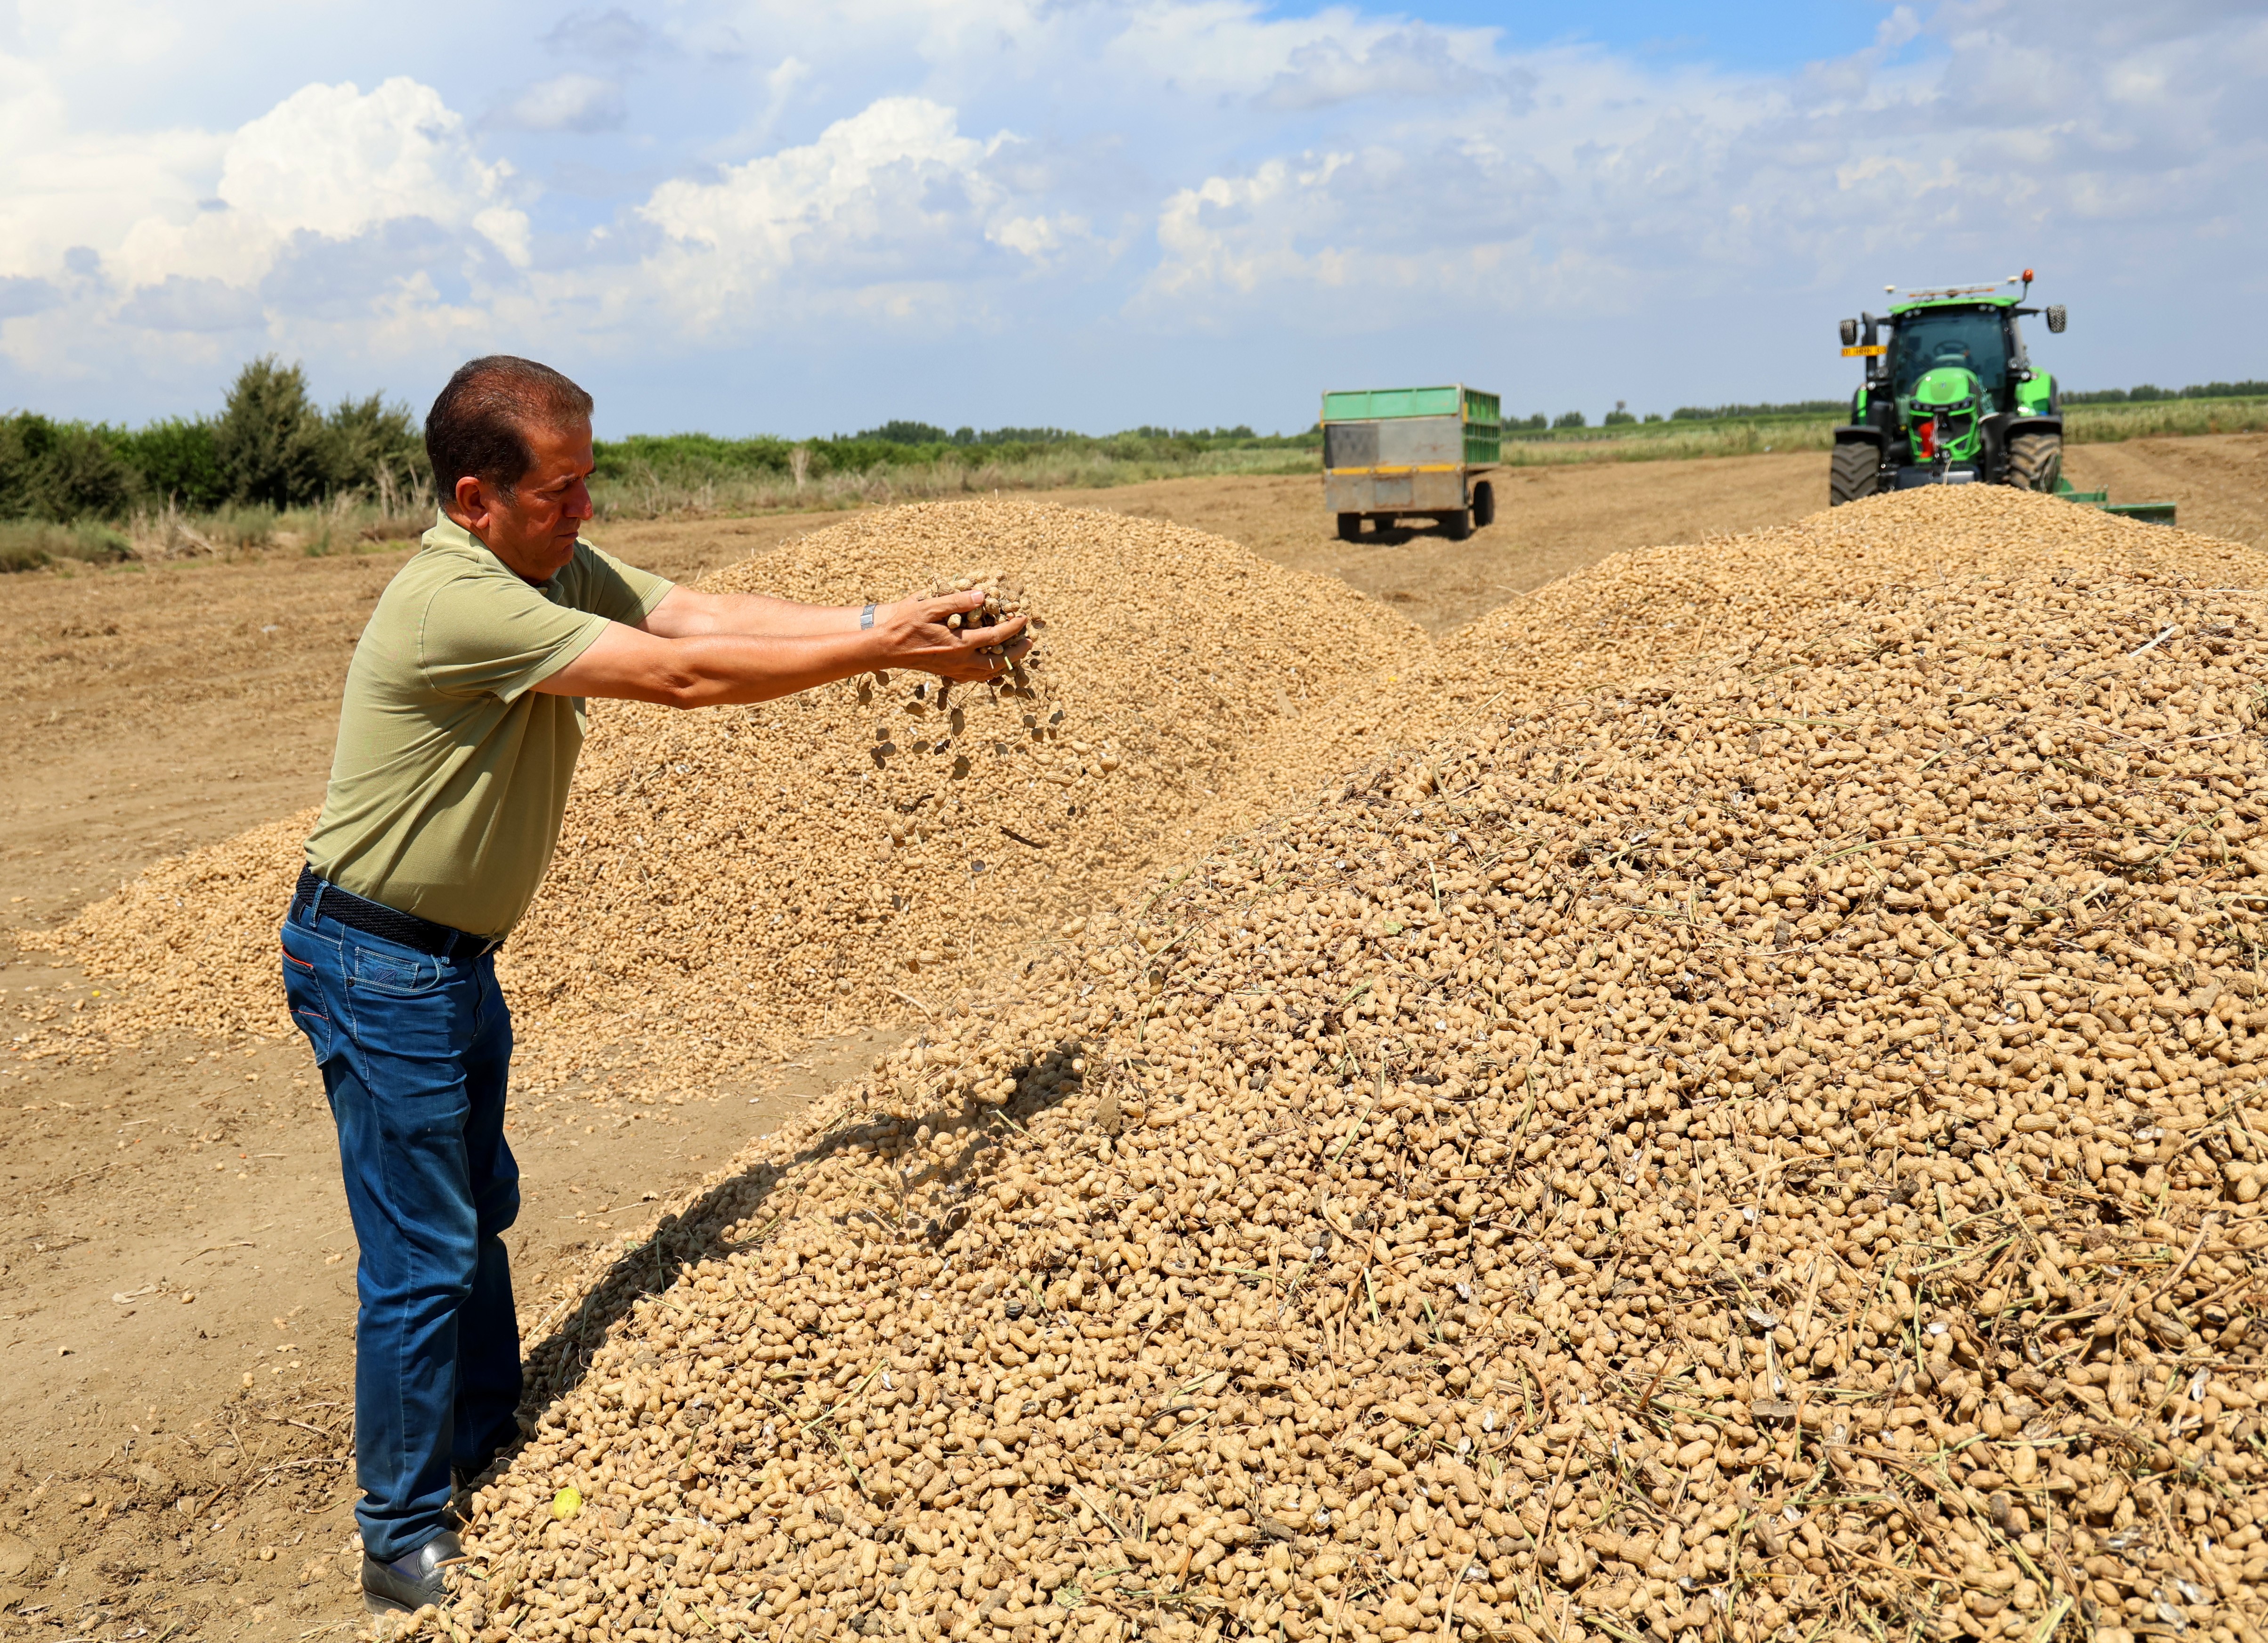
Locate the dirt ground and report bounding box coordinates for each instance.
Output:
[2,433,2262,1639]
[2062,433,2268,551]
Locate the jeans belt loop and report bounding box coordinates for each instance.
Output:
[308,874,326,924]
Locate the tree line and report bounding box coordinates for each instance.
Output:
[0,358,425,524]
[855,419,1307,448]
[2060,381,2268,405]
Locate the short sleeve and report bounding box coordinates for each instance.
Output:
[562,542,675,625]
[417,570,612,702]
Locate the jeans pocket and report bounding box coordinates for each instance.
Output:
[280,924,341,1062]
[291,1002,336,1060]
[348,942,443,997]
[340,952,476,1073]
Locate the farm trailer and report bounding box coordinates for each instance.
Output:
[1321,385,1501,542]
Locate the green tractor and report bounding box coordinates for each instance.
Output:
[1829,269,2066,505]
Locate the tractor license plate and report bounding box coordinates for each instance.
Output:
[1841,345,1887,357]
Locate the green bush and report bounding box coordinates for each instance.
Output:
[1553,410,1587,429]
[112,416,227,510]
[199,358,426,508]
[0,413,139,522]
[322,390,425,497]
[214,356,331,507]
[859,420,954,445]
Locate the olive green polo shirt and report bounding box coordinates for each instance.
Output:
[303,513,673,939]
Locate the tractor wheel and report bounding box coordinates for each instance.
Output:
[2006,431,2063,494]
[1441,509,1472,542]
[1336,512,1362,543]
[1829,443,1880,507]
[1471,481,1496,529]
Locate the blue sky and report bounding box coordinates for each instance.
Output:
[1,0,2261,439]
[1261,0,1906,73]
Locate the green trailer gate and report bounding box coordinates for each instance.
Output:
[2053,476,2177,526]
[1322,384,1501,541]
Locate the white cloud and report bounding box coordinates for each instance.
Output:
[217,79,525,256]
[1131,0,2268,349]
[543,7,665,63]
[116,274,265,332]
[493,73,627,134]
[0,71,531,392]
[0,0,2260,426]
[0,49,220,284]
[1255,26,1532,112]
[629,96,1052,330]
[0,276,64,320]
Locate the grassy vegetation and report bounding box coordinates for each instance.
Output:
[0,520,135,574]
[2065,396,2268,440]
[588,431,1319,520]
[5,358,2264,572]
[1501,417,1838,464]
[0,431,1324,571]
[1495,395,2268,465]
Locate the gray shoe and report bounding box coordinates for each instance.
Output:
[361,1528,468,1615]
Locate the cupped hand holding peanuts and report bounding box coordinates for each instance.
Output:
[876,586,1031,682]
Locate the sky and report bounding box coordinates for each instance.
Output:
[0,0,2262,439]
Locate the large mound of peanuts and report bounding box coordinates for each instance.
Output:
[444,544,2268,1643]
[35,503,1418,1093]
[1206,484,2265,854]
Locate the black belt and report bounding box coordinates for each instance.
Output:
[292,865,502,960]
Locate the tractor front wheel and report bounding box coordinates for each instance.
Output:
[2006,431,2063,494]
[1829,443,1880,507]
[1336,512,1362,543]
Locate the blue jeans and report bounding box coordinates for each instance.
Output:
[280,896,523,1562]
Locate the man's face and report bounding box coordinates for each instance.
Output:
[452,419,596,584]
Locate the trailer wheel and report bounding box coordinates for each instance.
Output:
[1471,481,1495,529]
[1336,512,1362,543]
[2006,431,2062,494]
[1442,509,1472,542]
[1829,443,1880,507]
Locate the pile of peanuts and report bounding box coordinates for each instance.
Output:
[444,535,2268,1643]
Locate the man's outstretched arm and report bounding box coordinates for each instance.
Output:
[639,585,896,641]
[534,588,1024,708]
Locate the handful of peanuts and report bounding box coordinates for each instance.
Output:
[920,567,1041,662]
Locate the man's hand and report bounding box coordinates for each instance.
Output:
[873,589,1031,682]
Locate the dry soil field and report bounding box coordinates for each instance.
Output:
[1,436,2264,1643]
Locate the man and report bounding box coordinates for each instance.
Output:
[279,356,1023,1616]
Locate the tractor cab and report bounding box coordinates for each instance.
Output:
[1887,306,2011,411]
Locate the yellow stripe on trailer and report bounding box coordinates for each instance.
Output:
[1325,463,1467,476]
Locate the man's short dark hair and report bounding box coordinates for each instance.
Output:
[425,356,594,505]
